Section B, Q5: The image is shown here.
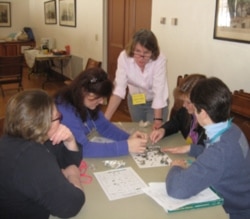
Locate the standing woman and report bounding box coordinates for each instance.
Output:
[105,29,169,129]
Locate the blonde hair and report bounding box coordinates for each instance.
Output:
[4,89,54,144]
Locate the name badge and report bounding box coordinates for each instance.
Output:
[87,129,99,141]
[132,93,146,105]
[186,136,193,144]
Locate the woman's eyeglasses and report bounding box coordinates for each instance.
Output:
[133,51,152,59]
[52,113,63,122]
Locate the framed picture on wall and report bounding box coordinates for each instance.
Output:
[0,2,11,27]
[214,0,250,43]
[44,0,57,24]
[59,0,76,27]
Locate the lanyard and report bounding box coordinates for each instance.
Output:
[84,119,97,133]
[84,110,97,133]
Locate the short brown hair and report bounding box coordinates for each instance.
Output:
[4,89,54,144]
[191,77,231,122]
[125,29,160,60]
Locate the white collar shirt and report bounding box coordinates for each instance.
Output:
[113,50,169,109]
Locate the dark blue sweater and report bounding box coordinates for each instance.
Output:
[166,124,250,219]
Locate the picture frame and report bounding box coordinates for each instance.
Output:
[59,0,76,27]
[214,0,250,44]
[44,0,57,25]
[0,2,11,27]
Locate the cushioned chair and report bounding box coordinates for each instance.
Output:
[0,56,24,97]
[64,58,102,85]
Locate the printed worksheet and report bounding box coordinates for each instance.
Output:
[131,145,172,168]
[142,182,223,212]
[94,167,147,201]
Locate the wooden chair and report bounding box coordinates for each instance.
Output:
[169,74,188,119]
[85,58,102,70]
[233,89,250,99]
[0,117,4,137]
[64,58,102,85]
[231,90,250,144]
[0,56,24,97]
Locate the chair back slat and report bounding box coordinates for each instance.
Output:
[0,117,4,137]
[169,74,188,119]
[85,58,102,70]
[0,56,24,96]
[231,90,250,144]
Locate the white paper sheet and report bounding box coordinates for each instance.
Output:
[94,167,148,201]
[142,182,222,212]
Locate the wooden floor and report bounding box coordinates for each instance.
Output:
[0,67,131,122]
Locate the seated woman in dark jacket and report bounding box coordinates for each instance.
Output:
[0,90,85,219]
[150,74,206,147]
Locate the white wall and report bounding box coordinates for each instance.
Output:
[1,0,249,109]
[0,0,30,38]
[0,0,103,78]
[152,0,250,109]
[28,0,103,77]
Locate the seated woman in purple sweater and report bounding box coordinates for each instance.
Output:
[55,67,148,158]
[165,77,250,219]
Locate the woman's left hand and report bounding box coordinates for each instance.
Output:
[49,124,79,151]
[152,120,163,130]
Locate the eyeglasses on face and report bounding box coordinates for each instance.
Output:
[133,50,152,59]
[51,113,63,122]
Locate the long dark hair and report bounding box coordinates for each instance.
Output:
[55,67,113,121]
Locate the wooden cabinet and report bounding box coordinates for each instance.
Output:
[0,41,35,56]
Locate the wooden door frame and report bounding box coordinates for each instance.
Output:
[102,0,108,71]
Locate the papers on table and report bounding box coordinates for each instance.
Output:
[131,145,172,168]
[93,168,223,213]
[142,182,223,213]
[94,167,147,201]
